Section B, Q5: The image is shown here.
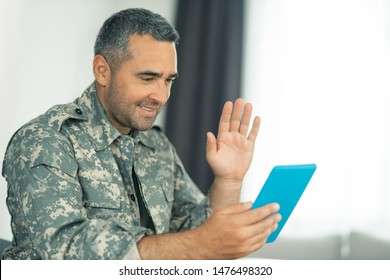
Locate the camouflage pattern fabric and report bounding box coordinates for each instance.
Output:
[2,82,211,259]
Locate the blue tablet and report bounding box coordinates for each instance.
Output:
[251,164,317,243]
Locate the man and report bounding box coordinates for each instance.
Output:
[2,8,280,259]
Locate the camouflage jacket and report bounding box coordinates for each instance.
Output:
[2,83,211,259]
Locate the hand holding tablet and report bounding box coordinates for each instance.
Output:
[251,164,317,243]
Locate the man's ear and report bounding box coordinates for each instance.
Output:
[93,55,111,86]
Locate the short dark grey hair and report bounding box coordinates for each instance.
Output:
[94,8,179,72]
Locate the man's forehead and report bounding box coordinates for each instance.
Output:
[125,34,177,73]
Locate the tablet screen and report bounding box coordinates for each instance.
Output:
[251,164,317,243]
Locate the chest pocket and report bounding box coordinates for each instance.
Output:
[79,177,122,219]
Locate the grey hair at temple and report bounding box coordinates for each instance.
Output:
[94,8,180,72]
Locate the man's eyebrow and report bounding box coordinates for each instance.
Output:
[136,71,178,78]
[137,71,162,77]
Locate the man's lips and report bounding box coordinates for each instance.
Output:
[138,103,160,117]
[141,105,155,112]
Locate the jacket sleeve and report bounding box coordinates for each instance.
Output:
[169,147,212,232]
[3,125,150,260]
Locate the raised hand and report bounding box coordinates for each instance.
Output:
[206,98,260,183]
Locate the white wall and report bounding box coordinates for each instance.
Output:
[241,0,390,239]
[0,0,177,241]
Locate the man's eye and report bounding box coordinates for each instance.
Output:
[141,76,154,82]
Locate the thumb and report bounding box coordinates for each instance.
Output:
[206,132,217,159]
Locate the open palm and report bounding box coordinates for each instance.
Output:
[206,99,261,182]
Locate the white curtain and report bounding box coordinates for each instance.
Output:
[241,0,390,239]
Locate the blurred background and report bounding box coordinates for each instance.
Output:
[0,0,389,259]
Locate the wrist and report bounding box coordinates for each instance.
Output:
[190,226,212,259]
[213,176,243,189]
[209,177,243,211]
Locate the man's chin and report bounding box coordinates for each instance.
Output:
[131,119,157,131]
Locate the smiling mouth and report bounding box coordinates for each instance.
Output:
[138,104,160,117]
[141,106,155,112]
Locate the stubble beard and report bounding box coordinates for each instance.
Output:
[106,79,161,132]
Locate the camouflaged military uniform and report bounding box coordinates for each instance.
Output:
[2,83,211,259]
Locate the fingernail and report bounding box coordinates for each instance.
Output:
[273,203,280,211]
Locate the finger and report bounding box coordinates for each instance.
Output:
[245,230,268,249]
[248,238,267,253]
[240,219,279,254]
[247,116,261,142]
[217,101,233,137]
[245,203,280,224]
[229,98,244,132]
[260,213,281,232]
[238,103,253,136]
[244,213,281,241]
[221,201,253,215]
[247,223,279,252]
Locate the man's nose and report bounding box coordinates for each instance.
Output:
[150,80,171,105]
